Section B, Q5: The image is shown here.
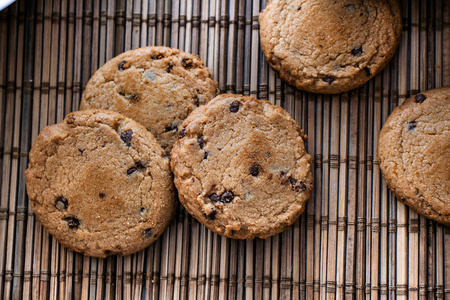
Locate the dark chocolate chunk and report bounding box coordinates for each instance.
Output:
[249,163,261,176]
[127,167,138,176]
[181,57,193,68]
[407,121,417,131]
[205,209,216,220]
[151,53,163,60]
[415,94,427,103]
[178,129,186,138]
[209,193,220,203]
[136,161,145,169]
[203,152,208,160]
[120,130,133,146]
[55,196,68,210]
[351,46,363,56]
[220,191,234,203]
[99,193,105,199]
[323,76,335,84]
[117,60,129,71]
[197,137,205,149]
[65,217,81,229]
[295,182,307,192]
[229,100,240,113]
[165,124,178,132]
[143,228,153,237]
[167,62,174,73]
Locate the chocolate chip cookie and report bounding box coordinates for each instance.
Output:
[25,110,176,257]
[171,94,313,239]
[259,0,402,94]
[378,88,450,225]
[80,46,219,153]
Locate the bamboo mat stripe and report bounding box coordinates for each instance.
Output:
[0,0,449,299]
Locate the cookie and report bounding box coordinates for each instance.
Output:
[80,46,219,153]
[25,110,176,257]
[259,0,402,94]
[170,94,313,239]
[378,88,450,225]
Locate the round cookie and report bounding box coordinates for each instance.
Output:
[259,0,402,94]
[25,110,176,257]
[378,88,450,225]
[171,94,313,239]
[80,46,219,153]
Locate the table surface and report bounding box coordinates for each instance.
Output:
[0,0,449,299]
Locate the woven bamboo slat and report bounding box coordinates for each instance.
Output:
[0,0,449,299]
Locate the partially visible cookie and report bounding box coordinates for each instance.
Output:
[378,88,450,225]
[259,0,402,94]
[170,94,313,239]
[25,110,176,257]
[80,46,219,153]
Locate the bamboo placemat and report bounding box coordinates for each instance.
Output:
[0,0,449,299]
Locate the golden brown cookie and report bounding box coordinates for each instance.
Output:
[259,0,402,94]
[171,94,313,239]
[25,110,176,257]
[80,46,219,153]
[378,88,450,225]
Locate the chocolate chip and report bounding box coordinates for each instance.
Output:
[136,161,145,169]
[78,148,84,154]
[323,76,335,84]
[229,101,240,113]
[415,94,427,103]
[178,129,186,138]
[120,130,133,146]
[99,193,105,199]
[197,137,205,149]
[205,209,216,220]
[220,191,234,203]
[203,152,208,159]
[66,116,75,125]
[408,121,416,131]
[167,62,174,73]
[295,182,307,192]
[249,163,261,176]
[127,167,138,176]
[143,228,153,237]
[55,197,68,210]
[118,60,129,71]
[65,217,80,229]
[139,207,148,215]
[151,53,163,60]
[165,124,178,132]
[351,47,363,56]
[195,97,200,106]
[181,57,193,68]
[209,193,220,203]
[289,178,298,186]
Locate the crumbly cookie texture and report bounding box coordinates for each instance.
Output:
[171,94,313,239]
[80,46,219,153]
[378,88,450,225]
[25,110,176,257]
[259,0,402,94]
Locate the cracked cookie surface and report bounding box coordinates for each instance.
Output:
[378,88,450,225]
[25,110,176,257]
[259,0,402,94]
[80,46,219,153]
[171,94,313,239]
